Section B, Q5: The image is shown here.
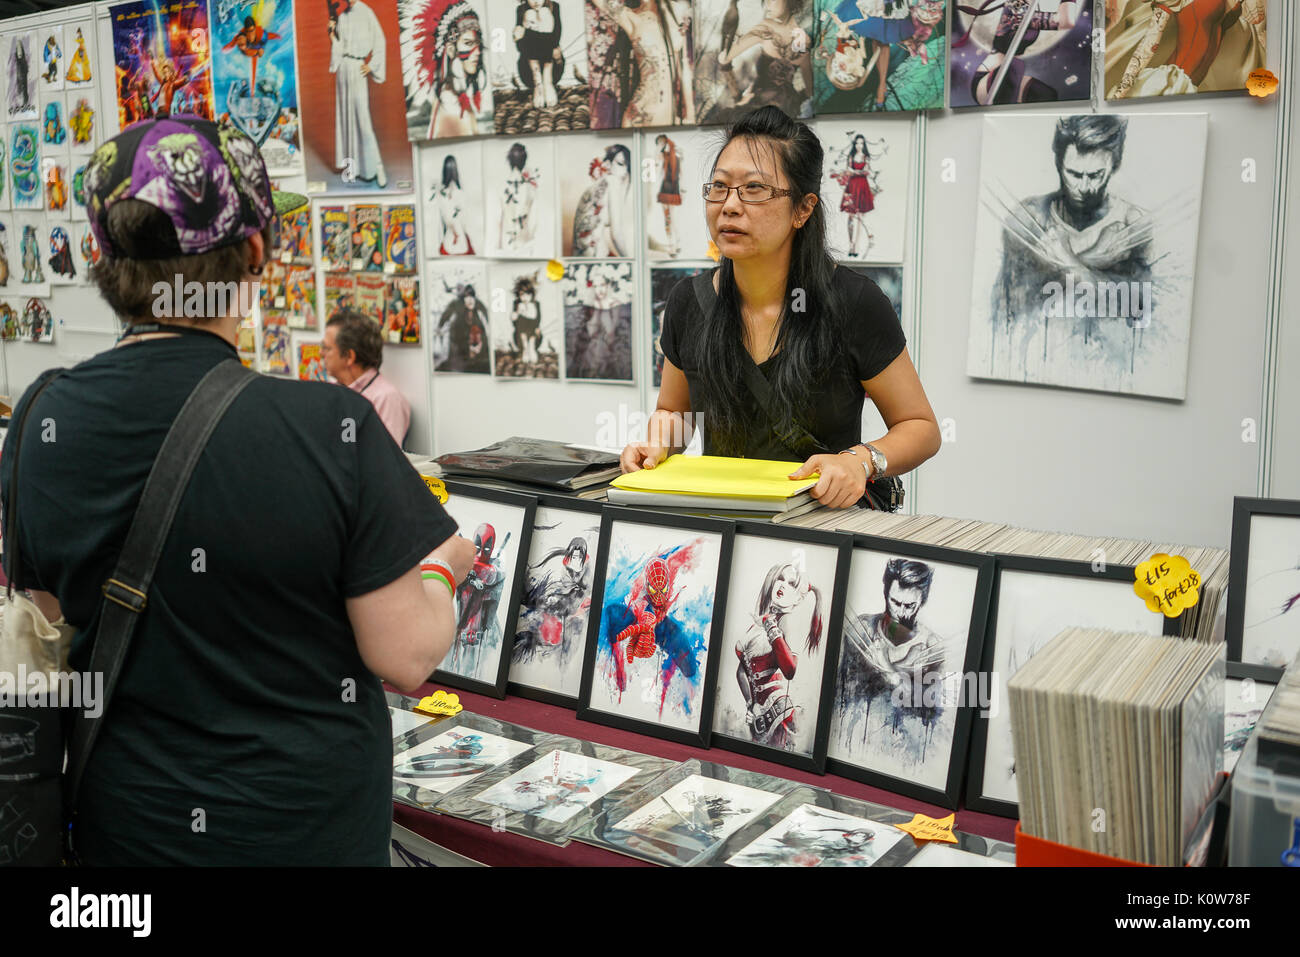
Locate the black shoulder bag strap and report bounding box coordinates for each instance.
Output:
[64,358,255,819]
[691,270,904,511]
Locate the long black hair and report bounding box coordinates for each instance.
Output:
[700,105,840,455]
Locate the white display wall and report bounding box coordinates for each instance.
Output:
[0,1,1295,552]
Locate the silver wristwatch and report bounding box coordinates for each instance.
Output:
[840,444,886,481]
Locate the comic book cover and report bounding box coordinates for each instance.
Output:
[260,259,287,316]
[109,0,215,130]
[323,272,356,323]
[277,203,312,263]
[353,272,386,326]
[262,320,290,375]
[383,274,419,345]
[319,204,350,271]
[350,203,383,272]
[211,0,302,172]
[298,340,326,381]
[285,264,316,329]
[382,203,417,273]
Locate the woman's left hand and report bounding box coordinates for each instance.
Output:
[789,454,866,510]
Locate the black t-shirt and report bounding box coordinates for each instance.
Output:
[658,266,906,459]
[0,331,457,865]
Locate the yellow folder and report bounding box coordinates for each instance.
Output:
[610,455,816,501]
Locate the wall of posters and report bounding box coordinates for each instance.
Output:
[966,112,1207,400]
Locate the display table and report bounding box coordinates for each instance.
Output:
[390,682,1018,867]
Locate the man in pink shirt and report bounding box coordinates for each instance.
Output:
[322,309,411,446]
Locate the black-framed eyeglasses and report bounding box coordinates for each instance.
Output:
[702,181,795,204]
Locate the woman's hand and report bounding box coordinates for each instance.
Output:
[620,440,669,473]
[789,453,866,509]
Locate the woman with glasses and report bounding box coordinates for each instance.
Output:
[619,105,939,510]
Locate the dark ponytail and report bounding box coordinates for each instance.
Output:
[699,105,841,456]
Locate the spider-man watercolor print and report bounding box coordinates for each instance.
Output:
[591,527,723,731]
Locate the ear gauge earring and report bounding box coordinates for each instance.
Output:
[249,263,263,275]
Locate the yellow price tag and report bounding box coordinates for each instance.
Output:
[896,812,957,844]
[415,690,463,717]
[422,475,448,503]
[706,240,720,262]
[1134,552,1201,618]
[1247,68,1279,98]
[545,259,565,281]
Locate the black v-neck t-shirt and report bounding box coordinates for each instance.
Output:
[1,331,457,865]
[658,266,906,460]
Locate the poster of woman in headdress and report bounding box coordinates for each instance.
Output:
[400,0,494,140]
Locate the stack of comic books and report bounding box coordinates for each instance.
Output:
[1008,626,1224,866]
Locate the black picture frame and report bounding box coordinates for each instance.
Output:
[706,522,853,774]
[429,480,538,699]
[964,554,1181,818]
[576,506,734,748]
[505,494,607,709]
[1226,496,1300,678]
[823,534,995,809]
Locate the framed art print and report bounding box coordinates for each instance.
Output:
[826,536,994,808]
[576,507,733,747]
[431,481,537,697]
[1224,660,1277,775]
[507,495,605,708]
[709,523,852,773]
[965,555,1179,818]
[434,739,674,846]
[1226,496,1300,676]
